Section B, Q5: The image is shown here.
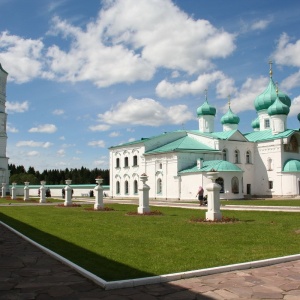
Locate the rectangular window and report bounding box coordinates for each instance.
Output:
[124,157,129,167]
[116,158,120,168]
[268,181,273,189]
[265,119,270,129]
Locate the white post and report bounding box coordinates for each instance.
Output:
[11,182,17,200]
[24,182,30,201]
[39,181,46,203]
[94,176,104,210]
[138,173,150,214]
[64,179,72,206]
[205,171,222,221]
[2,183,6,198]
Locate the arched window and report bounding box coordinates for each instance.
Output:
[246,150,251,164]
[133,180,138,194]
[231,177,239,194]
[133,155,138,166]
[216,177,224,193]
[124,157,129,167]
[267,158,272,171]
[125,180,129,194]
[116,158,120,168]
[116,181,120,194]
[234,150,240,164]
[222,149,227,161]
[157,178,162,194]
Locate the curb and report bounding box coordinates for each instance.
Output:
[1,220,300,290]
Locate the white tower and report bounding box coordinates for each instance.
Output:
[0,64,10,187]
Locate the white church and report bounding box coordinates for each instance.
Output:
[110,63,300,200]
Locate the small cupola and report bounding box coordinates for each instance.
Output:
[251,117,260,131]
[267,82,290,134]
[221,95,240,131]
[197,89,216,133]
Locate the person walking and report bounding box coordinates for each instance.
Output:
[196,186,204,206]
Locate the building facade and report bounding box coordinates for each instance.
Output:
[109,65,300,200]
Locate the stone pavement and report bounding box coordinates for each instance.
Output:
[1,223,300,299]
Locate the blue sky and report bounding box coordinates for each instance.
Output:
[1,0,300,171]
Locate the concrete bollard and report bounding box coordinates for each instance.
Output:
[138,173,150,214]
[64,179,72,206]
[39,181,46,203]
[11,182,17,200]
[94,176,104,210]
[24,182,30,201]
[205,171,222,221]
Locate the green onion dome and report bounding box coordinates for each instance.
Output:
[251,117,260,129]
[221,107,240,125]
[254,78,291,112]
[267,96,290,116]
[197,100,216,116]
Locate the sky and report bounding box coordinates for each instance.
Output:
[1,0,300,172]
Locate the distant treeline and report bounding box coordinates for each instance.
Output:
[9,164,109,185]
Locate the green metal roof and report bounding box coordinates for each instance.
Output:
[188,129,241,140]
[244,129,295,142]
[267,97,290,116]
[197,100,216,116]
[251,117,260,129]
[179,160,243,174]
[254,77,291,111]
[221,107,240,125]
[283,159,300,172]
[145,136,217,154]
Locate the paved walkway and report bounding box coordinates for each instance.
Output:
[1,200,300,299]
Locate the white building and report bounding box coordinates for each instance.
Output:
[0,64,10,188]
[109,65,300,200]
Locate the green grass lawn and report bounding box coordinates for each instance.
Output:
[0,197,64,204]
[221,199,300,206]
[1,203,300,281]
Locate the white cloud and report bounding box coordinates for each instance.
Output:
[281,71,300,90]
[156,71,236,99]
[6,101,29,113]
[1,0,235,87]
[89,124,111,131]
[290,96,300,116]
[59,136,65,140]
[27,151,39,156]
[221,76,269,113]
[53,109,64,115]
[109,131,120,137]
[273,33,300,67]
[98,96,193,126]
[29,124,57,133]
[57,149,65,156]
[250,19,271,31]
[88,140,106,147]
[7,123,18,133]
[45,0,235,86]
[0,31,45,83]
[16,140,53,148]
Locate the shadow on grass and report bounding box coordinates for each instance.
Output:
[0,212,152,281]
[0,213,215,299]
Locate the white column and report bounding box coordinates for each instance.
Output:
[64,179,72,206]
[205,171,222,221]
[2,183,6,198]
[11,182,17,200]
[94,177,104,210]
[138,174,150,214]
[24,182,30,201]
[39,181,46,203]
